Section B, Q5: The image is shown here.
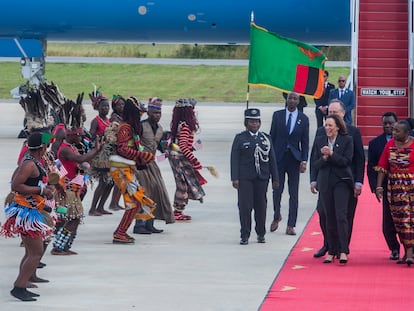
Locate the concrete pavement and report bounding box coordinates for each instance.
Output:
[0,101,320,311]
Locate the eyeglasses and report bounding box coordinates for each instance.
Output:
[338,80,345,82]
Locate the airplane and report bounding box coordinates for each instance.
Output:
[0,0,351,94]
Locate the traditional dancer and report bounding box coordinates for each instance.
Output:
[51,96,102,255]
[109,96,156,244]
[108,94,125,211]
[2,132,55,301]
[167,98,206,221]
[88,94,113,216]
[133,97,174,234]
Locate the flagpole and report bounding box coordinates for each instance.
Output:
[246,85,250,109]
[246,11,254,110]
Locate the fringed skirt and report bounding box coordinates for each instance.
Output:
[387,172,414,248]
[55,188,84,221]
[1,202,54,239]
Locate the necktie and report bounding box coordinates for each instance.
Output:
[286,113,292,134]
[340,90,344,98]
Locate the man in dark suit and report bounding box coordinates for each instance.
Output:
[270,92,309,235]
[328,75,355,125]
[230,108,279,245]
[314,70,335,128]
[367,112,401,260]
[311,99,365,257]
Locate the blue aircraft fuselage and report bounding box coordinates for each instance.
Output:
[0,0,350,45]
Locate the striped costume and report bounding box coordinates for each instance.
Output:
[110,122,155,243]
[168,122,206,211]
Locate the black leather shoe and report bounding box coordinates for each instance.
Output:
[37,262,46,269]
[240,239,248,245]
[145,219,164,233]
[133,226,152,234]
[257,236,265,243]
[389,250,399,260]
[313,246,327,258]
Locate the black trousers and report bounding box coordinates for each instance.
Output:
[238,178,269,240]
[320,182,350,255]
[315,108,326,128]
[383,196,400,251]
[347,195,358,246]
[316,197,328,249]
[273,151,300,227]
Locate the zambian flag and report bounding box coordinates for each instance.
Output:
[248,23,327,98]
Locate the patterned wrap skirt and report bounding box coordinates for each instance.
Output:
[387,172,414,248]
[109,163,156,220]
[168,153,205,210]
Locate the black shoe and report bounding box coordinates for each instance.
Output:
[389,250,400,260]
[313,246,327,258]
[323,255,334,264]
[37,262,46,269]
[133,226,152,234]
[397,255,407,264]
[257,236,265,243]
[145,219,164,233]
[10,287,36,301]
[339,253,348,264]
[240,239,248,245]
[25,289,40,297]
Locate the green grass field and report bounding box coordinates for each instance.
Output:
[0,61,349,103]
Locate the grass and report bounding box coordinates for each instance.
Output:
[47,43,183,58]
[0,61,349,103]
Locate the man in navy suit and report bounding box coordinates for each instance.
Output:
[269,92,309,235]
[367,112,401,260]
[314,70,335,128]
[311,99,364,257]
[231,108,279,245]
[328,75,355,125]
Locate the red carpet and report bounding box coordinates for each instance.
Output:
[260,178,414,311]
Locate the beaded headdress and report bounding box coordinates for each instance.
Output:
[175,98,197,108]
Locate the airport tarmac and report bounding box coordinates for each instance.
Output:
[0,100,319,311]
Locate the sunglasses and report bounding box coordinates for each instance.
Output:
[338,80,345,82]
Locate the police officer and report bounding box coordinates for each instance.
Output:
[230,108,279,245]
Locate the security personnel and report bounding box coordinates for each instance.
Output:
[230,108,279,245]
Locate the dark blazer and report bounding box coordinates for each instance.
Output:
[367,133,388,192]
[230,131,278,182]
[311,134,354,193]
[328,88,355,124]
[314,82,335,109]
[312,124,364,184]
[270,109,309,163]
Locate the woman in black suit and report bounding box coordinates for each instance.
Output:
[310,114,354,264]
